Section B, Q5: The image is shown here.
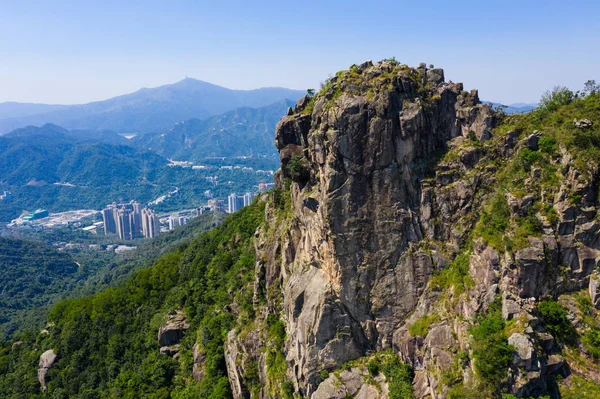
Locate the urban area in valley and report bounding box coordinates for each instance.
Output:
[3,182,275,252]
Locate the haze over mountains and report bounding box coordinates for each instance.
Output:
[134,98,294,161]
[0,78,305,134]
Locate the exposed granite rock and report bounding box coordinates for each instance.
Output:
[159,345,181,357]
[509,333,538,371]
[311,367,388,399]
[38,349,57,392]
[192,343,207,382]
[590,274,600,309]
[158,310,189,357]
[267,61,496,395]
[574,118,593,129]
[224,60,600,398]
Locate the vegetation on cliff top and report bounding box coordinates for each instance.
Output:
[296,59,436,115]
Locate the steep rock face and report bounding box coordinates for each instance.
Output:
[225,61,600,398]
[274,62,494,395]
[157,310,189,357]
[224,61,495,397]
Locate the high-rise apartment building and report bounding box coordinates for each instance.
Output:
[243,192,254,207]
[141,208,159,239]
[227,193,246,214]
[101,201,150,239]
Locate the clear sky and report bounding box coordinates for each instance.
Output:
[0,0,598,105]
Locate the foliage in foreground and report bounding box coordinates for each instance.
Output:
[0,203,265,398]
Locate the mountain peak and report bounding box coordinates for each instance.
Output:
[0,80,305,134]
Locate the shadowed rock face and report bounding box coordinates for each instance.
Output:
[271,61,495,394]
[157,310,189,358]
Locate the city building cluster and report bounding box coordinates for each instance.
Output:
[102,201,159,240]
[227,192,254,214]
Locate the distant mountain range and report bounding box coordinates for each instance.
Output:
[0,78,305,134]
[4,123,129,145]
[483,101,537,114]
[134,98,294,161]
[0,98,291,222]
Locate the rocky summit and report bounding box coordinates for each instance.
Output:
[225,60,600,398]
[2,60,600,399]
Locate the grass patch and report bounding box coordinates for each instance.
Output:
[408,313,441,337]
[559,374,600,399]
[430,251,474,295]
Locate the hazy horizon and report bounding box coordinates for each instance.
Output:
[1,0,598,105]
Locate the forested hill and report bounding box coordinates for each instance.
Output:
[0,131,172,221]
[0,210,225,341]
[133,99,294,161]
[0,238,79,338]
[0,129,167,186]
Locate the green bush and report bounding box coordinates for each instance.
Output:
[320,369,330,380]
[429,251,473,295]
[408,314,441,337]
[474,194,510,251]
[367,357,380,376]
[380,354,414,399]
[470,304,513,393]
[537,300,577,345]
[538,135,557,154]
[538,86,574,114]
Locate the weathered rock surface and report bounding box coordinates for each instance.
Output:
[158,310,189,357]
[312,367,388,399]
[38,349,57,392]
[265,61,496,395]
[192,343,206,382]
[223,60,600,398]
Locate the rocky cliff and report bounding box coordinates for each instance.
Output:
[224,60,600,398]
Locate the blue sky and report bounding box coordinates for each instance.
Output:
[0,0,598,105]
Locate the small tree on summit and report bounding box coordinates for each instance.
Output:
[539,86,574,114]
[583,80,600,97]
[306,88,315,97]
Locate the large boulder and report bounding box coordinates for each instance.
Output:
[311,367,388,399]
[38,349,57,392]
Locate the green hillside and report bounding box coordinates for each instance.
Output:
[0,238,80,339]
[0,125,271,221]
[0,211,225,340]
[0,203,264,397]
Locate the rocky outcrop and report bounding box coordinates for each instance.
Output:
[224,60,600,398]
[312,367,389,399]
[590,274,600,309]
[157,310,189,357]
[38,349,57,392]
[270,61,496,396]
[192,343,206,382]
